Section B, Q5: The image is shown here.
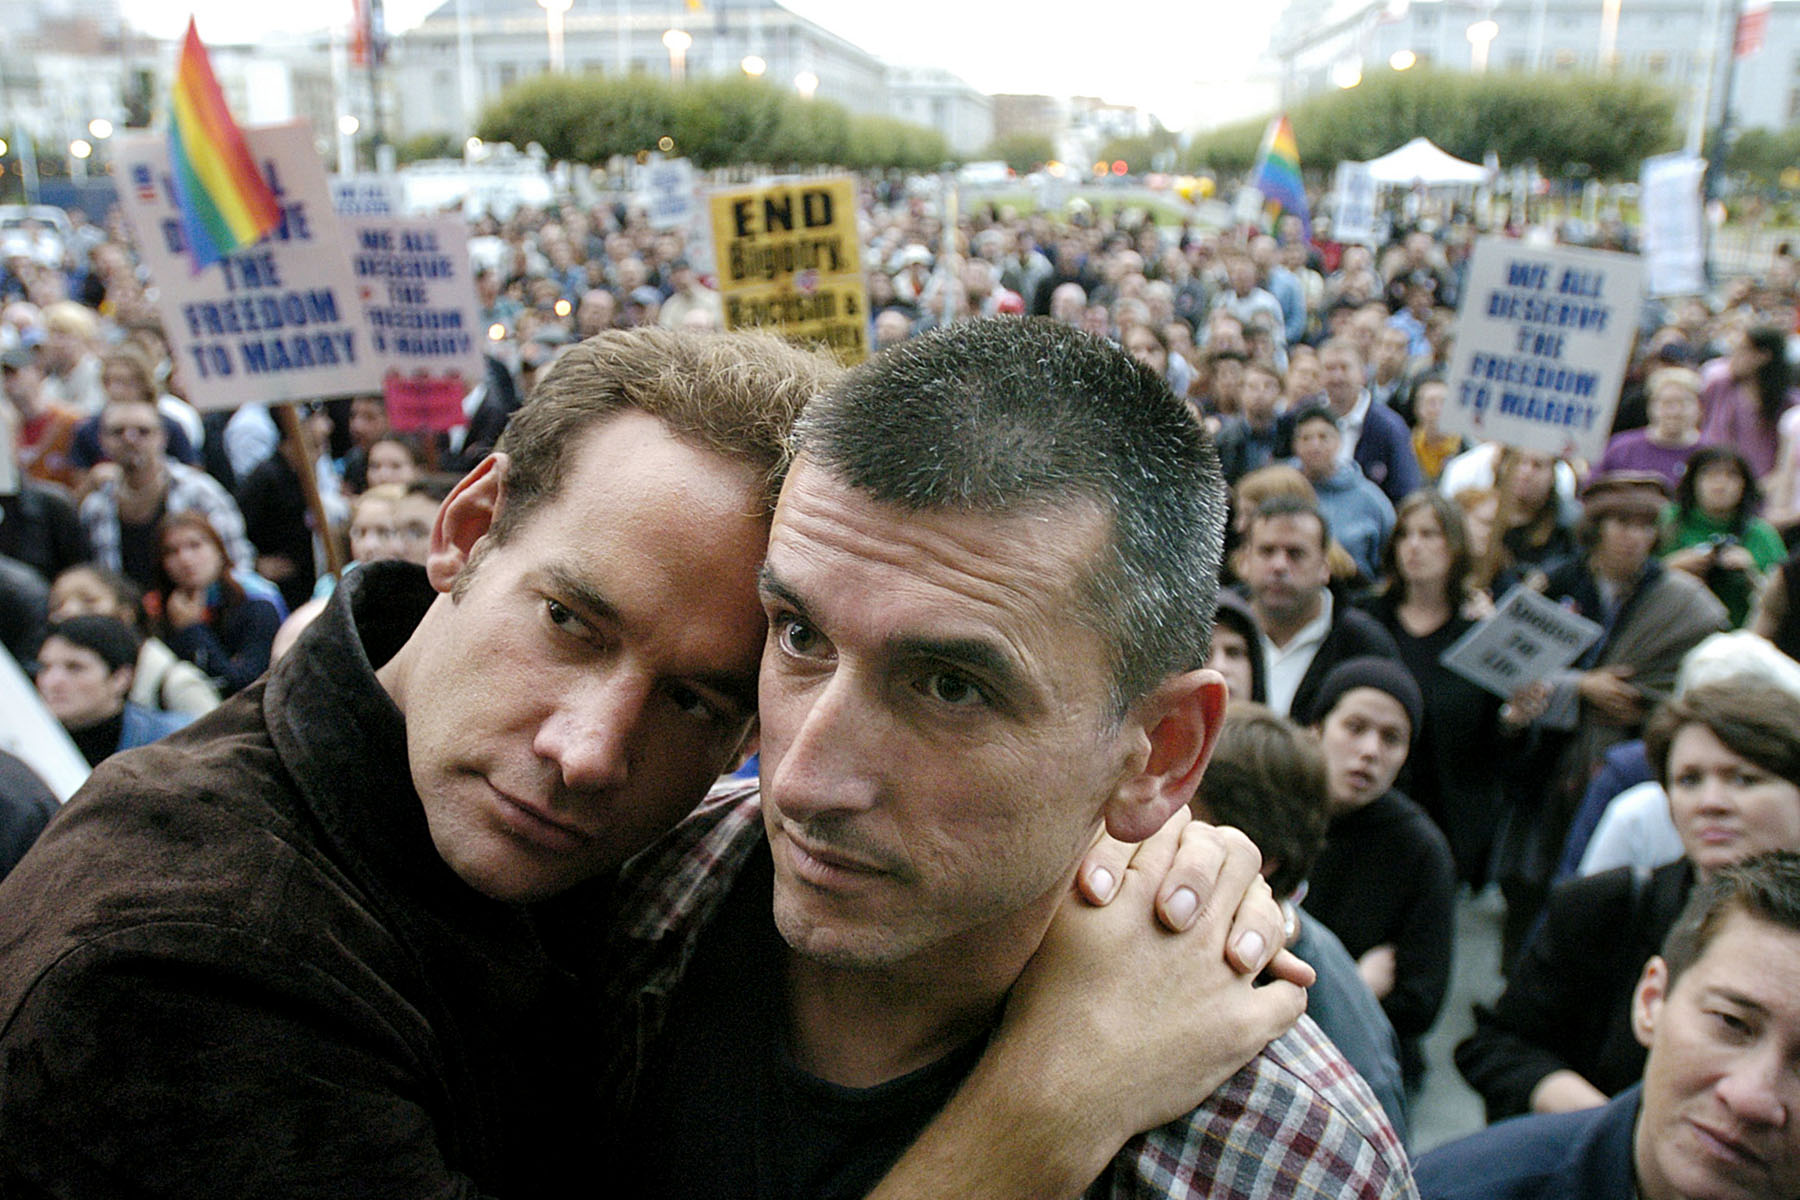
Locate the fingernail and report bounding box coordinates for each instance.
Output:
[1235,930,1266,966]
[1165,886,1197,928]
[1089,867,1116,900]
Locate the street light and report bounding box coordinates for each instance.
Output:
[1389,49,1417,71]
[662,28,692,82]
[794,70,819,100]
[1467,20,1500,72]
[741,54,766,77]
[339,114,361,137]
[1329,59,1363,89]
[539,0,573,74]
[88,118,113,140]
[69,139,92,159]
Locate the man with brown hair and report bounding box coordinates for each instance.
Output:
[0,328,1298,1199]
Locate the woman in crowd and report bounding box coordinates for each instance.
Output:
[1659,445,1786,627]
[34,614,191,767]
[148,511,281,697]
[1700,324,1797,479]
[1492,446,1577,581]
[1452,487,1503,594]
[363,435,423,492]
[47,564,220,717]
[1457,679,1800,1120]
[1594,366,1703,491]
[1357,492,1524,885]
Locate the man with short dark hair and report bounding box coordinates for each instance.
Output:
[1289,404,1395,580]
[1418,850,1800,1200]
[620,320,1411,1198]
[1239,496,1399,719]
[1282,340,1421,505]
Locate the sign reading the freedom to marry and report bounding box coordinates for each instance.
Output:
[117,121,379,412]
[709,177,867,364]
[337,211,484,385]
[1438,584,1603,699]
[1441,237,1642,463]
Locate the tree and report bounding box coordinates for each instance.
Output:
[984,132,1056,174]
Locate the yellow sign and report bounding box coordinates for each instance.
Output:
[709,177,867,364]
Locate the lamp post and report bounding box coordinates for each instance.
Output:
[1467,19,1500,72]
[794,69,818,100]
[662,28,692,82]
[69,138,92,181]
[539,0,573,74]
[741,54,766,78]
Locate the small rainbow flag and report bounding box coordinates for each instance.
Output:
[168,17,282,272]
[1251,114,1311,239]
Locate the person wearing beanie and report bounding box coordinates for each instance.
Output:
[33,615,190,768]
[1302,655,1457,1096]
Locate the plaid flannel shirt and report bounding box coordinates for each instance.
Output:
[602,779,1418,1199]
[80,460,256,576]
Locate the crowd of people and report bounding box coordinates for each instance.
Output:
[3,173,1800,1198]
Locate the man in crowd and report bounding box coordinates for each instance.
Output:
[0,328,1303,1198]
[1211,255,1288,351]
[1287,339,1422,505]
[3,343,83,491]
[1238,495,1399,719]
[1290,403,1396,581]
[33,614,190,768]
[1417,851,1800,1200]
[77,388,252,592]
[619,320,1409,1197]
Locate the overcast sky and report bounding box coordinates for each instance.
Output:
[119,0,1287,131]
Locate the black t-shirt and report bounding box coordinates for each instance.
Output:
[624,848,989,1199]
[118,499,167,592]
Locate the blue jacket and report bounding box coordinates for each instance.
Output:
[118,703,192,755]
[1304,459,1396,580]
[1277,399,1424,505]
[1415,1084,1639,1200]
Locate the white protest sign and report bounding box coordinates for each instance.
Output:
[117,121,381,412]
[643,156,698,231]
[1233,184,1266,228]
[338,211,484,384]
[331,174,407,217]
[1640,152,1707,297]
[1332,161,1378,245]
[1441,237,1642,463]
[1439,585,1603,699]
[0,647,88,802]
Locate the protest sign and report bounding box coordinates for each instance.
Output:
[331,174,406,217]
[709,177,867,364]
[1,647,88,802]
[1640,153,1707,297]
[1439,585,1603,699]
[1332,161,1378,245]
[643,156,697,231]
[1441,237,1642,463]
[116,121,381,411]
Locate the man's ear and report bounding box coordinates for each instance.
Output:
[1103,668,1229,844]
[1631,955,1669,1050]
[425,452,507,594]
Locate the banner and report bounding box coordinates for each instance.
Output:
[1332,161,1377,246]
[1639,152,1708,298]
[1441,237,1642,462]
[117,121,380,411]
[709,177,867,364]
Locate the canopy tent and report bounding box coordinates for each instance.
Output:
[1362,138,1489,186]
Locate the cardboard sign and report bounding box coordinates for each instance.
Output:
[711,177,866,364]
[341,213,484,389]
[1640,153,1708,298]
[1441,237,1643,462]
[1439,585,1603,699]
[0,647,88,802]
[1332,161,1378,246]
[643,156,697,231]
[331,174,406,217]
[116,122,381,412]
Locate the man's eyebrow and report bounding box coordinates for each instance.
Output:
[1703,985,1772,1016]
[540,564,621,625]
[757,565,809,616]
[887,634,1023,693]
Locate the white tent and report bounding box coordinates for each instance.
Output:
[1362,137,1489,186]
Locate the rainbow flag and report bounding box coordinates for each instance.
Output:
[168,18,282,272]
[1251,114,1311,239]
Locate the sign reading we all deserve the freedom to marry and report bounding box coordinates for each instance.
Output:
[1441,237,1642,464]
[117,120,381,412]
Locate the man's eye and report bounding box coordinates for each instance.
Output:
[921,671,987,708]
[666,682,727,725]
[777,617,823,657]
[545,598,585,634]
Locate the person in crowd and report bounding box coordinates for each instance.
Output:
[1595,366,1704,491]
[1206,591,1264,701]
[1457,679,1800,1123]
[618,318,1403,1197]
[1408,377,1465,486]
[1284,339,1421,505]
[1424,851,1800,1200]
[65,348,202,483]
[1288,403,1394,581]
[147,511,281,697]
[1659,445,1785,628]
[47,564,220,717]
[1121,321,1193,401]
[0,422,88,585]
[1491,445,1578,583]
[1356,492,1539,885]
[1210,254,1288,349]
[1237,494,1399,718]
[1227,464,1357,587]
[275,483,439,658]
[1500,474,1729,965]
[0,327,1301,1198]
[0,750,57,885]
[1214,360,1284,486]
[1191,700,1410,1141]
[1699,324,1796,479]
[337,393,389,494]
[33,614,191,767]
[1302,657,1457,1096]
[364,435,423,491]
[1452,485,1503,592]
[3,344,83,491]
[235,404,343,614]
[78,389,252,593]
[35,301,103,413]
